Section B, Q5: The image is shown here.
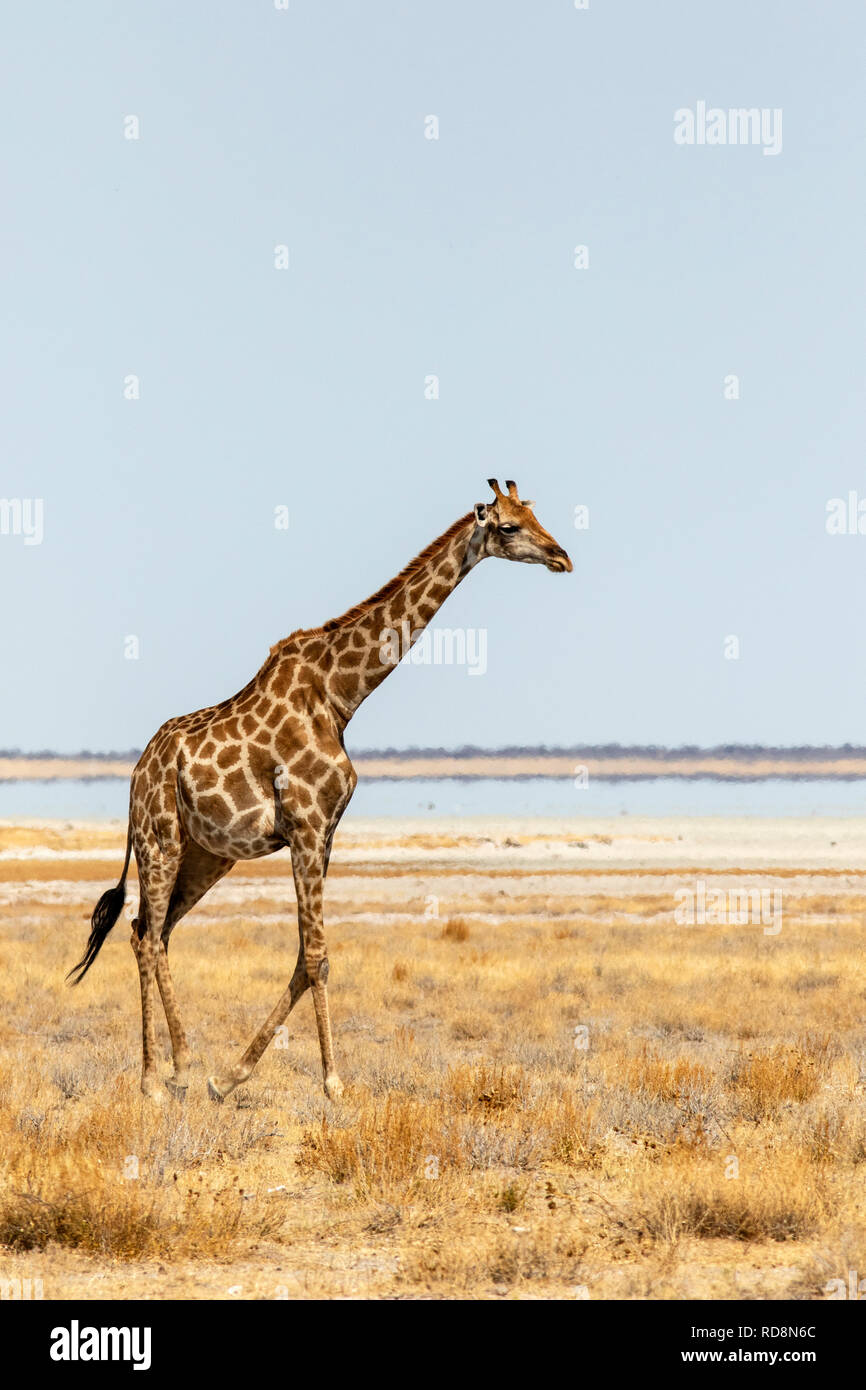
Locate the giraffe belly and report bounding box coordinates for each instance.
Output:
[186,817,283,861]
[176,771,283,861]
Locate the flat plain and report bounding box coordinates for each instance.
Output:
[0,815,864,1300]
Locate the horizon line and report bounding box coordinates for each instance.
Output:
[7,744,866,762]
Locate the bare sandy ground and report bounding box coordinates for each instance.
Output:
[4,812,866,868]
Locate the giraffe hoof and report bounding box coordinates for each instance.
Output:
[165,1078,189,1100]
[141,1081,168,1105]
[207,1076,228,1104]
[324,1075,344,1101]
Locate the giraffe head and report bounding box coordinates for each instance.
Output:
[474,479,573,573]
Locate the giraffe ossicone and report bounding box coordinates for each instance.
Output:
[68,481,573,1102]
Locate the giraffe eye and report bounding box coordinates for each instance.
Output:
[499,524,520,534]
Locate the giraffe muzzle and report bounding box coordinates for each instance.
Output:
[546,549,573,574]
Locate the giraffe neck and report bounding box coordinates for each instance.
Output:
[316,512,483,722]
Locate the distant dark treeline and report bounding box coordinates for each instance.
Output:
[359,744,866,761]
[0,749,144,760]
[6,745,866,762]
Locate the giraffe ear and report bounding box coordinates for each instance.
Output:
[474,502,489,524]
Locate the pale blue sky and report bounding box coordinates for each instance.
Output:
[2,1,865,752]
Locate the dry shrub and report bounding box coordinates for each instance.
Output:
[0,1180,163,1257]
[402,1225,587,1290]
[497,1180,529,1213]
[544,1092,601,1168]
[462,1120,540,1171]
[486,1228,587,1285]
[296,1095,463,1197]
[440,917,471,943]
[446,1062,529,1113]
[731,1037,834,1119]
[397,1233,486,1288]
[0,1159,284,1258]
[802,1108,866,1166]
[450,1014,489,1041]
[793,972,840,994]
[626,1047,712,1104]
[0,1069,286,1262]
[634,1152,833,1244]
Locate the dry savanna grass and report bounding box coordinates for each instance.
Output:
[0,818,865,1299]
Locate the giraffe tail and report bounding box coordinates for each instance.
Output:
[66,823,133,985]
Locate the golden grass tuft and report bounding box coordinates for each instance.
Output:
[446,1062,529,1113]
[730,1036,835,1119]
[544,1092,601,1168]
[626,1046,713,1103]
[0,1156,284,1259]
[296,1095,464,1198]
[634,1152,834,1244]
[440,916,471,942]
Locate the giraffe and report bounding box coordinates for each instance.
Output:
[68,479,573,1104]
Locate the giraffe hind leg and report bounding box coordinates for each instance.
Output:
[131,844,181,1103]
[154,843,234,1096]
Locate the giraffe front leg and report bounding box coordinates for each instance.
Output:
[309,956,343,1100]
[207,828,343,1103]
[291,830,343,1100]
[207,950,308,1101]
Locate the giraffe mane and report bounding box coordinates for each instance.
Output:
[269,512,475,656]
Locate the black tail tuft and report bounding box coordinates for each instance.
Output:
[67,883,127,985]
[67,822,133,985]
